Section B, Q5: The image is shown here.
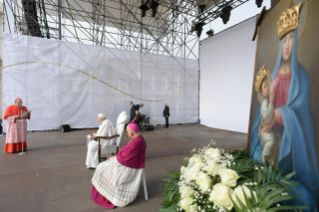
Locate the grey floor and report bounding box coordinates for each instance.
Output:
[0,124,247,212]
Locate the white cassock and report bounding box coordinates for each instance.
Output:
[86,119,115,168]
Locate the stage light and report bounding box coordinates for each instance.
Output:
[206,29,214,37]
[139,2,149,17]
[150,0,159,17]
[220,5,232,24]
[256,0,263,8]
[199,4,206,13]
[191,22,205,38]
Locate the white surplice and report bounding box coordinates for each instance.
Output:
[92,157,143,207]
[86,119,115,168]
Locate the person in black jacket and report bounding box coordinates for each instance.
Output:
[129,102,136,122]
[129,102,144,122]
[163,103,170,128]
[134,103,143,112]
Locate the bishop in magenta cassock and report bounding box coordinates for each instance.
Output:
[3,98,31,153]
[91,122,147,209]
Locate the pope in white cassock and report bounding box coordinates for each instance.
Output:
[86,113,115,168]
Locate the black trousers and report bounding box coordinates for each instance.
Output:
[165,117,169,128]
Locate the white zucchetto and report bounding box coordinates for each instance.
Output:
[98,113,106,119]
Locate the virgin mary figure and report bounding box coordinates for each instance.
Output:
[249,4,318,210]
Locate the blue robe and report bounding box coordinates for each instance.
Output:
[249,29,319,210]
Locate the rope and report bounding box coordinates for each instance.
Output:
[65,0,80,43]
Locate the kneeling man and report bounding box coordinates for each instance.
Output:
[86,113,114,169]
[91,123,147,209]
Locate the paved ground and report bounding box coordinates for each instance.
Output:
[0,124,247,212]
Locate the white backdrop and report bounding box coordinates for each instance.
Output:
[2,33,198,131]
[200,17,256,133]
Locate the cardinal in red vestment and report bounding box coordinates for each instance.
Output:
[3,98,31,153]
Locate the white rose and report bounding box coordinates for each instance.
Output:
[196,171,212,192]
[189,155,203,165]
[232,185,257,209]
[180,197,194,211]
[181,166,186,173]
[185,163,202,181]
[203,160,219,175]
[209,183,233,210]
[180,185,195,199]
[204,148,221,161]
[218,168,240,187]
[188,205,198,212]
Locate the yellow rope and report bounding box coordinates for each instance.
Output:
[65,0,80,43]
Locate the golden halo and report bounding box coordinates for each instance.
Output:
[275,0,308,51]
[3,61,187,102]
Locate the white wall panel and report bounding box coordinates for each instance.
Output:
[200,17,256,133]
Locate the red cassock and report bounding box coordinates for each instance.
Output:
[3,105,30,153]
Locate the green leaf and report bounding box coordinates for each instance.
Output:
[271,167,277,181]
[275,169,283,181]
[281,171,295,181]
[242,187,254,209]
[280,179,299,187]
[158,206,177,212]
[259,187,286,206]
[266,205,311,212]
[261,195,297,209]
[267,164,272,182]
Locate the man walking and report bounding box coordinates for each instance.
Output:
[163,103,170,128]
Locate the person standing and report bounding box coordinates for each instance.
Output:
[3,98,31,153]
[163,103,170,128]
[129,102,136,122]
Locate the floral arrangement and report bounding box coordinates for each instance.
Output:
[159,140,310,212]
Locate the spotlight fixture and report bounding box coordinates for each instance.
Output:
[199,4,206,13]
[256,0,263,8]
[206,29,214,37]
[139,2,149,17]
[150,0,159,17]
[191,22,205,38]
[220,5,232,24]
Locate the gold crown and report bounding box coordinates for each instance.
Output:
[255,65,269,93]
[277,3,301,40]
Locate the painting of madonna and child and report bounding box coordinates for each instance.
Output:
[247,0,319,210]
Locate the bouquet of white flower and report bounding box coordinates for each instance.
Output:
[159,140,310,212]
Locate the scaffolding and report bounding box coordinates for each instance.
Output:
[4,0,202,59]
[4,0,250,60]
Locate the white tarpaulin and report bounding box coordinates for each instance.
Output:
[200,17,256,133]
[2,33,198,131]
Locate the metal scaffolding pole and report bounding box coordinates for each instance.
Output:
[5,0,251,60]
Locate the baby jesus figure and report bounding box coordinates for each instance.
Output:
[256,69,277,167]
